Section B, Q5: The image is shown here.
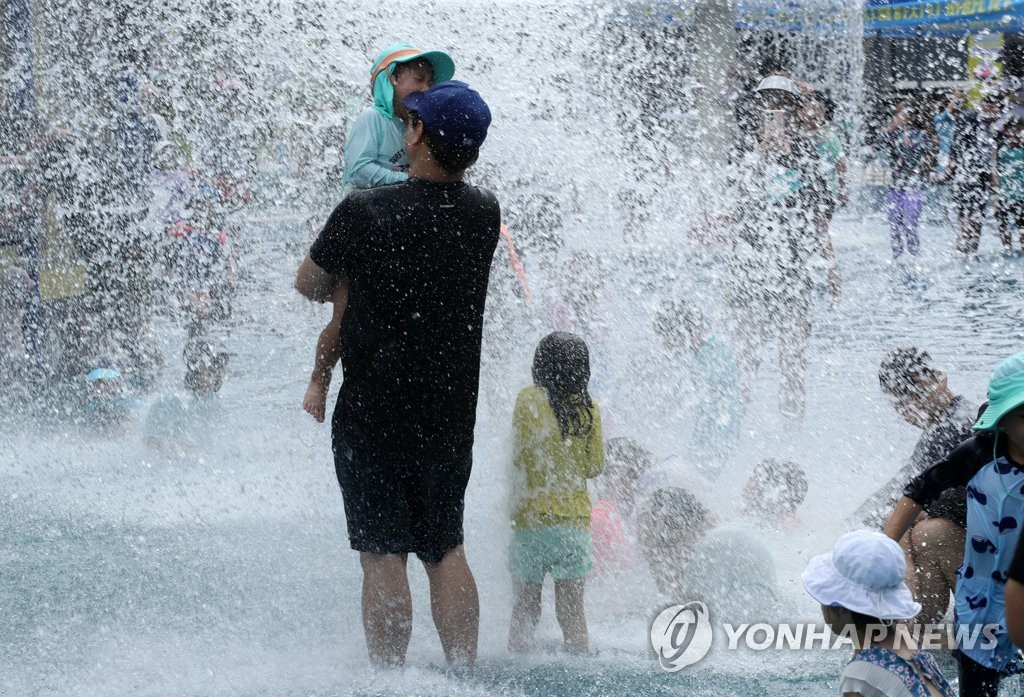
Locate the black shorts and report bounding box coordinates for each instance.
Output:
[956,650,1004,697]
[333,438,472,564]
[997,200,1024,231]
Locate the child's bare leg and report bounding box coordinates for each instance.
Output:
[303,282,348,422]
[554,578,588,654]
[509,580,543,653]
[303,318,341,422]
[999,212,1013,251]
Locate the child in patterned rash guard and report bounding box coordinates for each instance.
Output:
[884,352,1024,696]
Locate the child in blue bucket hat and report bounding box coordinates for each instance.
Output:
[883,351,1024,696]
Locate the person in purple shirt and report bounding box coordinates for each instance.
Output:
[874,102,935,259]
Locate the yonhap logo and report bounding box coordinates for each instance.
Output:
[650,602,713,672]
[648,598,999,674]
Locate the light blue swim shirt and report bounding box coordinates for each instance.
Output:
[341,107,409,190]
[341,51,412,190]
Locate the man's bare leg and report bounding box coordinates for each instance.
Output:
[423,546,479,666]
[778,310,810,427]
[360,552,412,666]
[956,210,983,255]
[733,307,766,404]
[897,529,919,598]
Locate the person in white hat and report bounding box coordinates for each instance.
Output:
[803,530,955,697]
[726,74,841,428]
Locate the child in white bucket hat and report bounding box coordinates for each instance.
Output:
[803,530,955,697]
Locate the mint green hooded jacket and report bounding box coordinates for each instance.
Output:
[341,107,408,189]
[341,44,454,190]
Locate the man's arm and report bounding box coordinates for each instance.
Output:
[882,496,923,542]
[1006,579,1024,648]
[1005,532,1024,647]
[294,255,336,304]
[883,437,988,540]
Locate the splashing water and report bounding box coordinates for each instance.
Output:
[5,0,1024,695]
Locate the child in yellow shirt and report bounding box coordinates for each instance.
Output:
[508,332,604,654]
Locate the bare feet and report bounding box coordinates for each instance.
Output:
[303,378,328,422]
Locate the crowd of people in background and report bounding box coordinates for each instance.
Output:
[871,83,1024,258]
[0,67,252,439]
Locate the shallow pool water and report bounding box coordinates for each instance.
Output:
[5,205,1024,695]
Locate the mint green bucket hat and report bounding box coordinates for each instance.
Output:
[369,42,455,119]
[974,352,1024,430]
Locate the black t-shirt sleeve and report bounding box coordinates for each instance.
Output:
[903,435,991,507]
[309,196,363,276]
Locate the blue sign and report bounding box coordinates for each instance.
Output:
[865,0,1024,37]
[607,0,1023,36]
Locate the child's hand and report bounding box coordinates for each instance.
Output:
[303,378,328,423]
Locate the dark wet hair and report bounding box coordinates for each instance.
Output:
[894,101,926,130]
[532,331,593,439]
[183,338,228,393]
[758,57,787,77]
[605,437,653,482]
[982,93,1006,109]
[812,91,837,123]
[392,57,434,81]
[644,487,710,531]
[749,458,808,515]
[879,347,940,399]
[407,111,479,175]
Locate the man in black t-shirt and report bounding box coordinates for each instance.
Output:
[857,347,977,531]
[947,93,999,254]
[856,347,976,626]
[295,81,499,667]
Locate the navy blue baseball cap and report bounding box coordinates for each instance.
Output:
[403,80,491,150]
